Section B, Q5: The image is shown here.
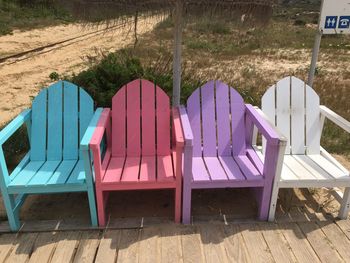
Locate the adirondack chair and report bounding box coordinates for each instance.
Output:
[0,81,102,231]
[90,79,184,226]
[179,80,285,224]
[260,76,350,220]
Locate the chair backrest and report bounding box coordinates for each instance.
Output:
[262,76,320,155]
[186,80,246,157]
[111,79,170,157]
[30,81,94,161]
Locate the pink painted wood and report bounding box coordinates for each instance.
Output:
[90,79,184,226]
[179,80,281,224]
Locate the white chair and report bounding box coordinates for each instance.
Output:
[259,76,350,221]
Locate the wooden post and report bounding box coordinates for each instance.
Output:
[307,30,322,87]
[172,0,183,106]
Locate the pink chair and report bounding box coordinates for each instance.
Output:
[90,79,184,226]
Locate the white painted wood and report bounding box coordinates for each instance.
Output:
[279,178,350,188]
[280,161,300,181]
[284,156,316,181]
[294,155,333,181]
[305,84,321,154]
[320,105,350,133]
[290,77,305,154]
[276,77,291,154]
[339,188,350,219]
[261,85,276,154]
[308,154,348,180]
[320,147,350,175]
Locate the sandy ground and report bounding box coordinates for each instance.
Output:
[0,15,163,126]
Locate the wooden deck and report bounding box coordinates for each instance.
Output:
[0,219,349,263]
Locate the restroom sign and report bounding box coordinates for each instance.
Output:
[319,0,350,34]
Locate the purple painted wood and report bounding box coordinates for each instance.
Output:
[201,81,217,157]
[180,80,282,224]
[216,81,231,156]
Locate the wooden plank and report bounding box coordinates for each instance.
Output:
[6,233,38,263]
[298,222,343,263]
[180,226,205,263]
[276,77,291,154]
[317,221,350,262]
[259,223,296,263]
[28,232,58,263]
[95,230,120,263]
[138,227,160,263]
[230,88,246,156]
[46,160,77,185]
[218,156,246,181]
[261,84,276,154]
[239,223,274,263]
[103,157,125,183]
[186,88,202,157]
[79,88,94,159]
[66,160,86,184]
[234,156,262,181]
[0,234,16,262]
[157,155,174,182]
[160,225,183,263]
[290,77,305,154]
[121,157,140,182]
[222,225,250,263]
[201,81,217,157]
[73,231,100,263]
[156,84,170,156]
[47,83,63,161]
[26,160,60,186]
[336,220,350,240]
[112,86,126,157]
[199,225,228,263]
[63,81,79,160]
[139,156,156,182]
[9,161,44,187]
[308,155,346,180]
[215,81,231,156]
[30,89,47,161]
[305,84,321,154]
[192,157,210,182]
[126,79,141,157]
[116,229,140,263]
[203,157,228,181]
[284,155,316,181]
[50,231,81,263]
[141,80,156,156]
[278,223,320,263]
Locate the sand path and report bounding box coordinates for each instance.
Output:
[0,15,163,126]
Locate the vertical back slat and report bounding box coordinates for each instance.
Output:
[156,85,170,156]
[291,77,305,154]
[127,80,141,156]
[186,88,202,157]
[63,81,78,160]
[112,86,126,157]
[261,84,276,154]
[141,80,156,156]
[276,77,291,154]
[31,89,48,161]
[201,81,217,157]
[230,88,246,156]
[47,83,63,161]
[215,81,231,156]
[306,84,321,154]
[79,88,94,159]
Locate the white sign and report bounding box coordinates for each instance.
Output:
[319,0,350,34]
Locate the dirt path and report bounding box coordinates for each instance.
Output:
[0,15,163,126]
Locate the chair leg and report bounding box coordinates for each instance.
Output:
[268,186,280,222]
[87,188,98,226]
[175,186,181,223]
[339,188,350,219]
[2,192,21,231]
[96,189,107,226]
[258,185,272,221]
[182,184,192,224]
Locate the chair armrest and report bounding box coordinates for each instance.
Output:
[320,105,350,133]
[245,104,287,146]
[0,109,31,145]
[80,108,104,151]
[172,107,184,148]
[178,105,194,147]
[89,108,111,150]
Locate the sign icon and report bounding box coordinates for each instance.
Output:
[325,16,338,28]
[338,16,350,28]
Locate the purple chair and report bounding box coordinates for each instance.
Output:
[179,80,286,223]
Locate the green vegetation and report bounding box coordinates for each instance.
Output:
[0,0,73,35]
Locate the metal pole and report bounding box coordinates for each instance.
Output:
[307,30,322,87]
[172,0,183,106]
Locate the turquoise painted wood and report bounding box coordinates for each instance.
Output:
[0,81,102,231]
